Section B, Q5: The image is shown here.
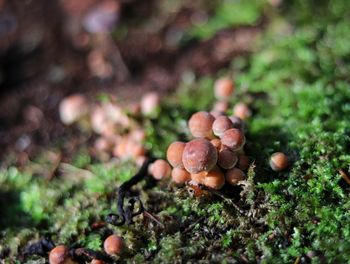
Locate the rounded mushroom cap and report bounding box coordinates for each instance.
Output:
[49,245,76,264]
[237,155,250,171]
[214,77,234,100]
[91,259,106,264]
[233,102,251,120]
[149,159,171,180]
[103,234,123,256]
[166,141,186,168]
[225,168,246,186]
[94,137,113,152]
[171,168,191,185]
[218,148,238,169]
[270,152,289,171]
[203,168,225,190]
[59,94,88,125]
[182,139,218,174]
[141,92,160,116]
[220,128,246,151]
[190,171,207,184]
[212,116,233,137]
[188,111,215,138]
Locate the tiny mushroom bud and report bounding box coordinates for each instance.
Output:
[188,111,215,138]
[270,152,289,171]
[49,245,76,264]
[204,168,225,190]
[210,111,225,119]
[149,159,171,180]
[233,102,251,120]
[91,259,105,264]
[237,155,250,171]
[104,234,123,256]
[214,77,234,100]
[218,148,238,169]
[220,128,246,151]
[182,138,218,174]
[225,168,246,186]
[94,137,112,152]
[212,116,233,137]
[171,168,191,185]
[141,92,160,117]
[166,141,186,168]
[59,94,88,125]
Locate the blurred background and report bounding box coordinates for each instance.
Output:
[0,0,268,159]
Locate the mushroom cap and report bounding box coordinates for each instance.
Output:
[188,111,215,138]
[212,116,233,137]
[141,92,160,116]
[210,138,222,151]
[270,152,289,171]
[220,128,246,151]
[233,102,251,120]
[214,77,234,100]
[237,155,250,171]
[49,245,76,264]
[225,168,246,186]
[203,168,225,190]
[91,259,106,264]
[229,116,245,131]
[166,141,186,168]
[218,148,238,169]
[103,234,123,255]
[59,94,88,125]
[182,138,218,174]
[171,168,191,184]
[212,101,229,113]
[149,159,171,180]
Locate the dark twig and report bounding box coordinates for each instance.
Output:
[72,248,113,263]
[106,157,156,226]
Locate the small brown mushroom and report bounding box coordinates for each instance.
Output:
[171,168,191,184]
[233,103,251,120]
[59,94,88,125]
[225,168,246,186]
[212,116,233,137]
[188,111,215,138]
[237,155,250,171]
[218,148,238,169]
[182,138,218,174]
[190,171,207,184]
[210,138,222,151]
[203,168,225,190]
[149,159,171,180]
[220,128,246,151]
[270,152,289,171]
[141,92,160,117]
[103,234,123,256]
[214,77,234,100]
[166,141,186,168]
[49,245,76,264]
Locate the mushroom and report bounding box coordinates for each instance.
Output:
[237,155,250,171]
[229,116,245,131]
[210,138,222,151]
[203,168,225,190]
[218,148,238,169]
[270,152,289,171]
[166,141,186,168]
[214,77,234,100]
[233,102,251,120]
[212,101,229,113]
[149,159,171,180]
[220,128,246,151]
[171,168,191,184]
[49,245,76,264]
[190,171,207,184]
[103,234,123,256]
[212,115,233,137]
[141,92,160,117]
[188,111,215,138]
[59,94,88,125]
[225,168,246,186]
[182,138,218,174]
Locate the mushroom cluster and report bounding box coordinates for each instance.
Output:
[58,92,160,165]
[145,76,253,188]
[164,110,250,190]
